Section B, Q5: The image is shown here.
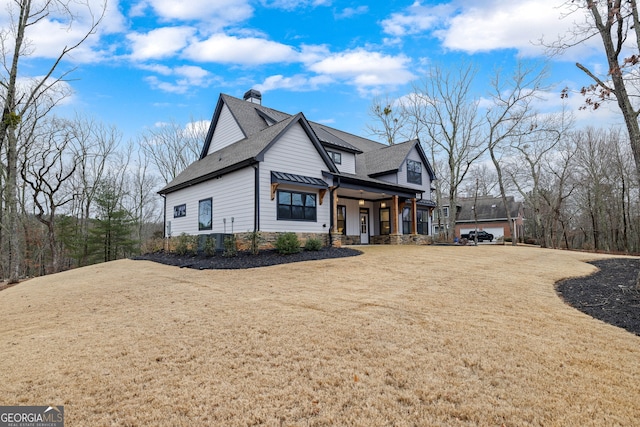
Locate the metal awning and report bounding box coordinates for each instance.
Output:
[271,171,328,189]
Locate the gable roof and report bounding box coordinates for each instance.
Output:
[359,139,436,180]
[165,92,437,195]
[453,196,522,222]
[160,113,336,194]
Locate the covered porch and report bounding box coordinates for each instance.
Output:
[324,173,436,246]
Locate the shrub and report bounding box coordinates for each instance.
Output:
[275,232,300,254]
[223,235,238,257]
[175,233,196,256]
[304,237,323,251]
[141,237,164,254]
[203,235,216,257]
[249,231,262,255]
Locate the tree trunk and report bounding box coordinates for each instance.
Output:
[6,122,20,283]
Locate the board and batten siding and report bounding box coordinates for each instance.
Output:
[334,150,356,174]
[375,147,430,195]
[165,167,254,236]
[396,147,431,193]
[259,122,331,233]
[207,103,245,155]
[339,198,362,236]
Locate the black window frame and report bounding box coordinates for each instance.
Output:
[379,207,391,235]
[402,206,412,235]
[407,159,422,185]
[328,150,342,165]
[337,204,346,235]
[417,209,429,235]
[277,190,317,222]
[198,198,212,231]
[173,204,186,218]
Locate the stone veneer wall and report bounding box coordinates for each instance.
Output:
[371,234,433,245]
[164,232,433,252]
[234,231,330,251]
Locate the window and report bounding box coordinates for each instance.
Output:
[417,209,429,235]
[337,205,346,234]
[442,206,449,218]
[402,207,412,234]
[407,159,422,185]
[277,190,317,221]
[173,204,186,218]
[328,150,342,165]
[380,207,390,235]
[198,198,212,230]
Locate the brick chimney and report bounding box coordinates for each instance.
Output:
[243,89,262,105]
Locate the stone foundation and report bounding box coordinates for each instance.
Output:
[371,234,433,245]
[164,232,433,252]
[234,231,330,251]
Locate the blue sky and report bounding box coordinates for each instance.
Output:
[7,0,625,143]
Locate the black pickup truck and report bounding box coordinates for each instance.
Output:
[460,230,494,242]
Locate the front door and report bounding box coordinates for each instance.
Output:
[360,208,369,244]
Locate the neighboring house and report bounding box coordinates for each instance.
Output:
[158,90,437,247]
[442,195,524,241]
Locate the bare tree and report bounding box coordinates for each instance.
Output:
[366,95,409,145]
[412,65,485,240]
[125,144,160,247]
[138,119,205,185]
[0,0,105,282]
[462,164,498,198]
[507,107,573,246]
[70,117,121,266]
[550,1,640,183]
[485,62,556,245]
[21,117,78,273]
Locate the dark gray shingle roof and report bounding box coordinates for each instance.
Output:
[454,196,522,222]
[164,93,436,194]
[160,115,298,193]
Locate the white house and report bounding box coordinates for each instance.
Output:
[158,90,437,247]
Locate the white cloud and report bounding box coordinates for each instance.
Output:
[127,27,196,60]
[183,33,297,65]
[381,0,601,60]
[438,1,564,56]
[381,1,453,37]
[260,0,332,11]
[143,65,214,94]
[144,0,253,27]
[298,44,331,65]
[255,74,333,92]
[335,6,368,19]
[138,63,174,75]
[309,49,415,88]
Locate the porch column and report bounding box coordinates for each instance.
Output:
[411,198,417,234]
[332,190,339,233]
[391,195,400,235]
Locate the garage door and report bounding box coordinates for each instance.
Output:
[481,227,504,239]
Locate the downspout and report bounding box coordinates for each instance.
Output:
[329,176,341,245]
[161,194,166,237]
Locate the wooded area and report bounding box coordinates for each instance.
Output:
[3,0,640,282]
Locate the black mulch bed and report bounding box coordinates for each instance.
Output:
[557,258,640,336]
[133,247,362,270]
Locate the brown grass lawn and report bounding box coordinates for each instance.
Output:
[1,245,639,426]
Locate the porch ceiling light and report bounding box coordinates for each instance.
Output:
[359,199,365,206]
